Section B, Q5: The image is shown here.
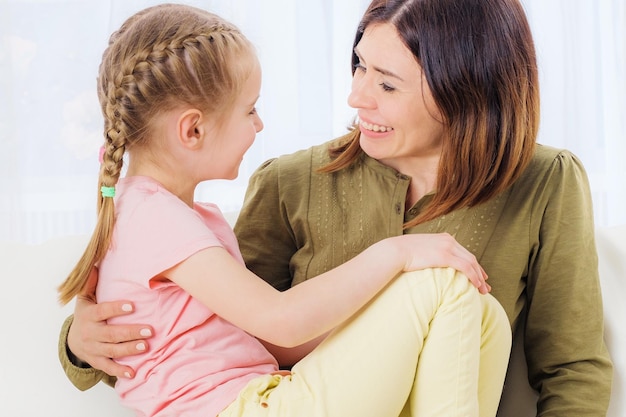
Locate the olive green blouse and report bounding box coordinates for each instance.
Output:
[233,141,612,416]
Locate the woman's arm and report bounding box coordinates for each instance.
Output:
[58,268,155,385]
[58,315,115,390]
[525,150,613,415]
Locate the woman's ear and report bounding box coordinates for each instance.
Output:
[177,109,204,149]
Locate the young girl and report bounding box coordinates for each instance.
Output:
[58,4,511,417]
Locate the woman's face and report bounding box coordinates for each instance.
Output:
[348,23,444,173]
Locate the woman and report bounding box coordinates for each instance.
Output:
[59,0,613,415]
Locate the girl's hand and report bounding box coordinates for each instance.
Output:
[396,233,490,294]
[67,267,154,379]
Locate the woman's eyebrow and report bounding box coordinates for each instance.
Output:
[354,47,405,82]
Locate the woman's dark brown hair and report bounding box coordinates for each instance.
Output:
[321,0,539,228]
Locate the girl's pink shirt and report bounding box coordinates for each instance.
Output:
[96,176,279,417]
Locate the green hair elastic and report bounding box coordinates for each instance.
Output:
[100,185,116,198]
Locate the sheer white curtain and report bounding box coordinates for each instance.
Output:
[523,0,626,228]
[1,0,624,245]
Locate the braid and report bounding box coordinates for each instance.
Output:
[58,4,255,304]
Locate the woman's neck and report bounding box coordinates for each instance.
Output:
[405,176,436,208]
[380,155,439,208]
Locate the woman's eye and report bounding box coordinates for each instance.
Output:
[249,107,257,115]
[380,82,395,92]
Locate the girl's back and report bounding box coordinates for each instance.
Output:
[97,176,278,416]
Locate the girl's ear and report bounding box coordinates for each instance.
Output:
[177,109,204,149]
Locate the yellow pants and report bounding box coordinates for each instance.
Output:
[219,268,512,417]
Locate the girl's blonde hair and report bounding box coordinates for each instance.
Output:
[58,4,255,304]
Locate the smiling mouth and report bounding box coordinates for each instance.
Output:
[360,120,394,133]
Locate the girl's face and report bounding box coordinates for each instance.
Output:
[348,23,444,174]
[203,59,263,180]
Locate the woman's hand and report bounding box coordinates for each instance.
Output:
[398,233,491,294]
[67,267,154,378]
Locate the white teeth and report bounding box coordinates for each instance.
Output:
[360,120,394,132]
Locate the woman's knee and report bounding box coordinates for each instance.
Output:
[398,267,481,311]
[480,295,512,351]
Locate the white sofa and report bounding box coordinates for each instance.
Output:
[0,218,623,417]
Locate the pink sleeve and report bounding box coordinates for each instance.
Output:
[109,192,224,288]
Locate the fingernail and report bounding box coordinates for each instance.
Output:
[124,372,131,378]
[136,342,146,351]
[140,328,152,337]
[122,304,133,312]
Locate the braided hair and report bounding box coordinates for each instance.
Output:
[58,4,255,304]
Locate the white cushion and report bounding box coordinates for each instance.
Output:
[597,225,626,416]
[0,235,133,416]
